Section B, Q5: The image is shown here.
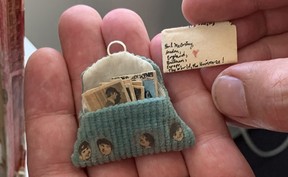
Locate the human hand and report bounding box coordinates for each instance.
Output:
[182,0,288,131]
[25,5,253,177]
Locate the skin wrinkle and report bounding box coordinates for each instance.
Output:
[264,7,288,35]
[260,10,269,36]
[251,0,274,11]
[27,130,80,177]
[25,86,74,119]
[236,10,274,57]
[187,135,247,177]
[269,75,288,129]
[26,111,75,121]
[180,152,190,176]
[195,130,231,147]
[170,85,199,104]
[33,162,86,177]
[241,63,259,119]
[252,0,260,11]
[233,7,287,49]
[224,61,288,131]
[252,0,288,10]
[260,37,273,59]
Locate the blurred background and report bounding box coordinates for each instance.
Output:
[24,1,288,177]
[25,0,188,51]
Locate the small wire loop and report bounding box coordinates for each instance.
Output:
[107,40,127,56]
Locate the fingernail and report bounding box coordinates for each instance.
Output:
[212,75,248,117]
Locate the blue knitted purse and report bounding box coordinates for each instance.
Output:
[71,50,195,167]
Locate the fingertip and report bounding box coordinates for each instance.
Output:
[212,75,249,118]
[58,4,106,85]
[25,47,66,87]
[102,8,144,27]
[150,33,161,48]
[59,4,102,32]
[24,47,74,118]
[181,0,198,24]
[182,0,220,24]
[25,47,62,74]
[58,4,104,59]
[101,8,150,56]
[212,60,288,131]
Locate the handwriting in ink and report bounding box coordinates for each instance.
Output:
[174,41,194,49]
[167,58,224,72]
[165,41,194,50]
[189,22,216,28]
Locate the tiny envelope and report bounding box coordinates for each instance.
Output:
[71,41,195,167]
[162,21,237,73]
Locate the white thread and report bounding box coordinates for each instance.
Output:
[240,128,288,158]
[107,40,127,56]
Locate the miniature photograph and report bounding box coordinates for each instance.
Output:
[111,71,158,98]
[143,79,157,98]
[79,141,92,161]
[82,79,130,111]
[123,79,136,101]
[133,85,145,100]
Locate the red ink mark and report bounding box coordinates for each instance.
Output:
[192,49,199,58]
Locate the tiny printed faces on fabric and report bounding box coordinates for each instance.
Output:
[97,138,113,156]
[72,41,195,167]
[170,122,184,141]
[79,141,92,161]
[139,133,155,149]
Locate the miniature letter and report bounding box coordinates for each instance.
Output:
[161,21,237,73]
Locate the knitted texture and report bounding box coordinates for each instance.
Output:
[71,53,195,167]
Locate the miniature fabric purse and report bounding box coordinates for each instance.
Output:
[71,41,195,167]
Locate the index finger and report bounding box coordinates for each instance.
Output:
[182,0,288,23]
[58,5,107,114]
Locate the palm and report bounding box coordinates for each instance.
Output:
[25,2,288,176]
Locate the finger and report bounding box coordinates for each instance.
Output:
[212,58,288,132]
[201,32,288,89]
[136,152,188,177]
[234,6,288,48]
[86,9,145,177]
[182,0,288,23]
[25,48,86,177]
[150,35,254,177]
[59,5,106,114]
[183,5,288,50]
[238,32,288,62]
[101,8,150,57]
[100,9,189,177]
[86,159,138,177]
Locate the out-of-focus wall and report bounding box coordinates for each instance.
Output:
[25,0,188,51]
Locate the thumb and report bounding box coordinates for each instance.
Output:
[212,58,288,131]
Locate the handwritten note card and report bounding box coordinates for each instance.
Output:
[161,22,237,73]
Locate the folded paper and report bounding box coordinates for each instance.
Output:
[162,21,237,73]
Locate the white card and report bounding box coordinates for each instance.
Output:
[161,22,237,73]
